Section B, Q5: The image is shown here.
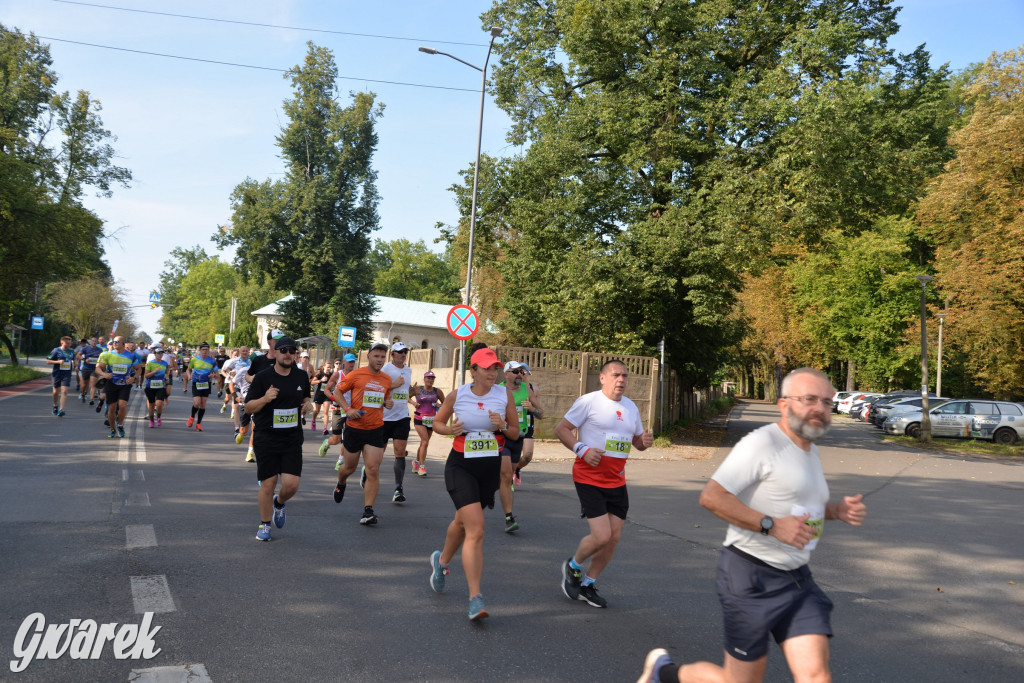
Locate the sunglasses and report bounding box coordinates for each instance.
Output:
[509,369,524,374]
[278,347,298,355]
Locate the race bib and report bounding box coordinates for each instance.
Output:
[791,503,825,550]
[195,382,210,390]
[60,360,72,370]
[86,358,97,364]
[112,363,129,375]
[149,380,164,389]
[603,432,632,457]
[421,415,434,429]
[273,408,298,428]
[363,390,385,408]
[464,430,499,458]
[392,390,409,402]
[516,405,526,423]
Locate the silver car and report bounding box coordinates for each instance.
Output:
[970,407,1024,445]
[883,399,1023,440]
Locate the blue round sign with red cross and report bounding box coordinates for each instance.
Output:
[446,305,479,340]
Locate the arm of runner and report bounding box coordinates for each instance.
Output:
[431,388,462,436]
[434,388,445,406]
[826,494,866,526]
[500,388,520,441]
[632,428,654,451]
[700,479,814,549]
[525,385,545,419]
[555,417,604,466]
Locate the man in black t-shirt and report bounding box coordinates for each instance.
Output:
[213,346,230,397]
[242,329,283,462]
[244,336,312,542]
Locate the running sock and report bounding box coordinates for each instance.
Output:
[196,408,205,424]
[582,575,596,587]
[273,495,284,508]
[394,457,406,487]
[658,664,681,683]
[569,558,583,572]
[190,405,198,418]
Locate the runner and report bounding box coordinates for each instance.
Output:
[178,344,193,392]
[410,370,444,477]
[637,368,866,683]
[381,342,413,504]
[213,345,230,398]
[73,338,88,399]
[515,362,540,487]
[162,344,179,403]
[331,343,394,526]
[426,346,520,621]
[185,342,218,432]
[244,330,284,462]
[555,359,653,608]
[296,351,313,378]
[96,337,142,438]
[143,345,170,427]
[498,360,545,533]
[45,336,75,417]
[222,346,251,444]
[243,336,312,542]
[318,353,357,471]
[78,337,102,405]
[310,360,333,432]
[220,348,239,414]
[90,336,110,414]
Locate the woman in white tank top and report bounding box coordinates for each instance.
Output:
[427,347,519,621]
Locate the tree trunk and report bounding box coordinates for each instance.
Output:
[846,359,856,391]
[0,330,20,365]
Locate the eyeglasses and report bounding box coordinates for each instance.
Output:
[393,350,408,354]
[278,347,298,355]
[509,369,524,374]
[782,395,833,408]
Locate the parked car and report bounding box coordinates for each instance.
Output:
[832,391,856,413]
[871,395,945,427]
[970,406,1024,445]
[841,392,883,415]
[883,399,1024,440]
[853,395,887,421]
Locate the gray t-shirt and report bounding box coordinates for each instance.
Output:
[711,423,829,570]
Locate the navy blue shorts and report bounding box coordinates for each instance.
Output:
[52,372,72,387]
[716,547,833,661]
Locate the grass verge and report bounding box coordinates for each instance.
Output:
[654,396,738,448]
[0,364,46,387]
[882,434,1023,457]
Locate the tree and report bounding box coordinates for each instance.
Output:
[369,238,460,304]
[916,47,1024,399]
[0,26,130,362]
[160,258,238,345]
[467,1,951,385]
[216,42,383,339]
[46,275,129,340]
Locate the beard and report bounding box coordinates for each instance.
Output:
[788,408,831,442]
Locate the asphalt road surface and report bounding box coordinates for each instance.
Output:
[2,378,1022,682]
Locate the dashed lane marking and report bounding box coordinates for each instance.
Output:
[128,664,212,682]
[125,524,157,549]
[130,575,176,613]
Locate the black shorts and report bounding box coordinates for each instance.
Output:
[145,387,167,403]
[239,408,252,428]
[253,435,303,482]
[444,449,500,510]
[80,365,96,379]
[717,547,833,661]
[105,383,132,403]
[413,417,436,431]
[52,372,72,388]
[331,411,346,436]
[382,417,410,442]
[191,382,212,397]
[343,425,385,453]
[501,436,524,464]
[524,422,535,439]
[574,481,629,520]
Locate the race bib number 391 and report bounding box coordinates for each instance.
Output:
[464,431,499,458]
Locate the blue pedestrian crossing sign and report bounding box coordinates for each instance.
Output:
[149,291,160,303]
[338,326,356,348]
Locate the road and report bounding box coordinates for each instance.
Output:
[1,380,1022,681]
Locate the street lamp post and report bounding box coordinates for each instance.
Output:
[916,274,934,442]
[419,26,503,386]
[936,311,946,398]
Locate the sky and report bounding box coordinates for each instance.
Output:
[2,0,1022,339]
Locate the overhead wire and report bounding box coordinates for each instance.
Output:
[52,0,489,47]
[36,36,479,92]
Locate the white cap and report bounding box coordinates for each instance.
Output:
[503,360,523,372]
[300,351,309,357]
[391,341,409,352]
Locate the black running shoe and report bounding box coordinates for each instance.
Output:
[360,506,378,525]
[392,488,406,503]
[333,483,346,504]
[95,398,105,413]
[561,558,582,600]
[578,583,607,608]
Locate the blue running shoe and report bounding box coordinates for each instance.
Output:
[256,523,271,542]
[430,550,448,593]
[117,426,126,438]
[57,409,65,417]
[107,430,116,439]
[468,594,489,621]
[638,649,672,683]
[273,496,286,528]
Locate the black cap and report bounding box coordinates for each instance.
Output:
[369,342,388,353]
[275,336,296,349]
[199,341,210,349]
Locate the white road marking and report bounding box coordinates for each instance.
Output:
[136,412,147,462]
[126,492,151,507]
[135,469,145,481]
[123,469,129,481]
[128,664,212,682]
[125,524,157,549]
[130,575,176,613]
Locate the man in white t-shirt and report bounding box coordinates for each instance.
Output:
[638,367,867,683]
[555,359,652,609]
[381,342,414,503]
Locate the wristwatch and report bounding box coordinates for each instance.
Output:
[759,516,774,536]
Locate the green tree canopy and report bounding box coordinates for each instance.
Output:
[369,238,460,304]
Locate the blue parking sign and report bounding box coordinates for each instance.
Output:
[337,326,356,348]
[31,316,44,330]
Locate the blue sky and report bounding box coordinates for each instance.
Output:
[2,0,1022,338]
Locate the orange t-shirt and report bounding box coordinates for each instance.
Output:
[337,367,392,430]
